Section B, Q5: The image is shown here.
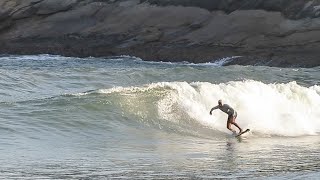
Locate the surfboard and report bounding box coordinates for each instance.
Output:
[235,129,250,137]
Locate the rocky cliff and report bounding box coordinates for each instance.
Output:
[1,0,320,67]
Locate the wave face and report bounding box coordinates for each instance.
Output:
[0,55,320,138]
[94,80,320,137]
[1,55,320,179]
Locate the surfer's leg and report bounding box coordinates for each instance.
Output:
[231,112,242,133]
[232,121,243,134]
[227,116,236,134]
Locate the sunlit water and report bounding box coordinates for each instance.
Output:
[0,55,319,179]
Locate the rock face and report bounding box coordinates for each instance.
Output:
[0,0,320,67]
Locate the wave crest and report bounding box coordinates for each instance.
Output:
[94,80,320,137]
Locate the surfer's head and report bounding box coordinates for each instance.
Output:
[218,99,222,106]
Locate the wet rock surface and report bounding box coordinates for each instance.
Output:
[1,0,320,67]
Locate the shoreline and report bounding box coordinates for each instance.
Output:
[2,40,319,67]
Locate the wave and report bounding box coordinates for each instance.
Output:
[5,79,319,138]
[0,54,236,67]
[91,80,320,137]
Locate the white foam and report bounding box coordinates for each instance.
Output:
[206,56,241,66]
[97,82,170,94]
[100,80,320,136]
[0,54,76,61]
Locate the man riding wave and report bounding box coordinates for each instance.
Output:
[210,100,243,134]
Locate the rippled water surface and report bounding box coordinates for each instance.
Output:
[0,55,319,179]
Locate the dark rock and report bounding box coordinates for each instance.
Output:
[142,0,320,19]
[35,0,79,15]
[0,19,13,31]
[11,5,38,19]
[0,0,319,67]
[0,10,10,21]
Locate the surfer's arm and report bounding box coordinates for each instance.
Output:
[210,106,219,115]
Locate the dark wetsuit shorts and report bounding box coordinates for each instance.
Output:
[228,111,237,119]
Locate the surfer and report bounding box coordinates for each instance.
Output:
[210,100,243,134]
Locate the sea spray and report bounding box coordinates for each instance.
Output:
[99,80,320,137]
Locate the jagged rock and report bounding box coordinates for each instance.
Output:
[0,0,319,67]
[35,0,79,15]
[11,5,37,19]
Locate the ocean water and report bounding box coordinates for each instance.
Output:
[0,54,319,179]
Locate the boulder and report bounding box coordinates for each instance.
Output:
[35,0,79,15]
